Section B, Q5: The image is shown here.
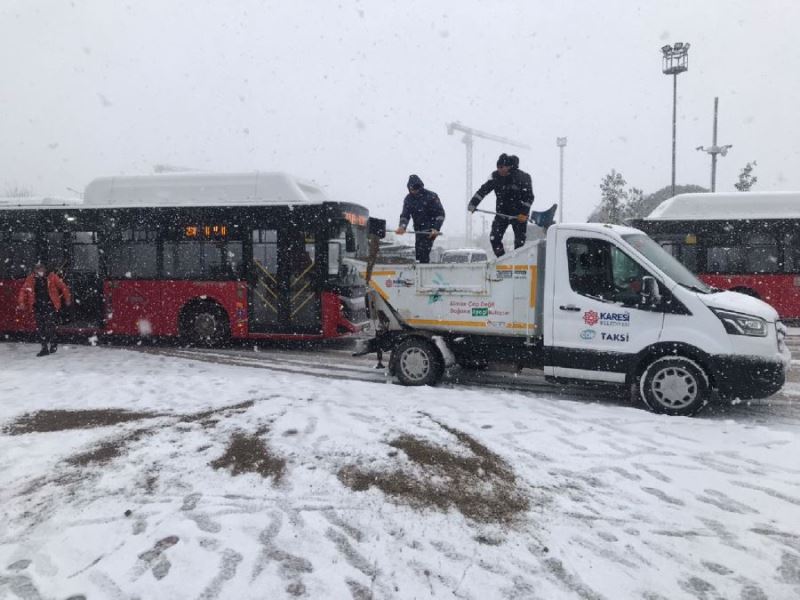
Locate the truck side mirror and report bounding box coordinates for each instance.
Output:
[328,241,342,275]
[368,217,386,240]
[641,276,661,305]
[345,224,356,253]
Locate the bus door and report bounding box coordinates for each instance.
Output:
[249,229,281,331]
[42,231,102,328]
[285,232,320,332]
[56,231,103,328]
[249,228,320,333]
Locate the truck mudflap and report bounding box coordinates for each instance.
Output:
[352,330,402,357]
[352,337,380,357]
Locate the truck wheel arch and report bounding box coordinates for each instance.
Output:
[629,342,714,390]
[389,333,446,386]
[730,287,760,299]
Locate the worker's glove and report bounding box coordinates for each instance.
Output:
[467,204,476,213]
[429,230,439,240]
[517,213,529,223]
[395,227,406,235]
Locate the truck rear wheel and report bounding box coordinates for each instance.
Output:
[638,356,709,416]
[392,337,444,386]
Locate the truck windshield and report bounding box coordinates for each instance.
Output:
[622,233,712,294]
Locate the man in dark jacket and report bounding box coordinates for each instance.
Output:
[395,174,445,263]
[467,153,535,257]
[17,262,72,356]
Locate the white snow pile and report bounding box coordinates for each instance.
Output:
[1,343,799,599]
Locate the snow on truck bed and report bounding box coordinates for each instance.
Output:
[1,343,799,599]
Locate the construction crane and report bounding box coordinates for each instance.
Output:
[446,121,530,242]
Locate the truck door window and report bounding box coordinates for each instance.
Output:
[567,238,649,304]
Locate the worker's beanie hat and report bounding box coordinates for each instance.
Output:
[510,155,519,169]
[407,174,424,190]
[497,153,514,167]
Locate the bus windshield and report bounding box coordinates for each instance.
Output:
[622,233,713,294]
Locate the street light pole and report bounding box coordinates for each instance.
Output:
[661,43,690,198]
[556,137,567,223]
[464,134,473,241]
[696,97,732,192]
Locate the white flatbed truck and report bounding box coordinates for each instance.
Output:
[356,223,791,416]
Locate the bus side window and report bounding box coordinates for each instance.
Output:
[72,232,99,274]
[107,229,158,278]
[0,232,36,278]
[660,242,677,256]
[252,229,278,274]
[707,245,746,273]
[745,234,779,274]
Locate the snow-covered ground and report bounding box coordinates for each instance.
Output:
[1,342,800,600]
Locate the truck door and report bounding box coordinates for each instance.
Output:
[546,229,664,382]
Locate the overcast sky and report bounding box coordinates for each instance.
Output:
[2,0,799,232]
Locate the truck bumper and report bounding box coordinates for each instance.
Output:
[709,354,788,400]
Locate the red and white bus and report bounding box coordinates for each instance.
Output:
[634,191,800,321]
[0,172,377,343]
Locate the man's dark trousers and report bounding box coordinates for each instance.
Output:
[415,236,434,263]
[35,307,57,350]
[490,217,527,257]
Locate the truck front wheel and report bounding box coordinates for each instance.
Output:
[392,338,444,386]
[638,356,710,416]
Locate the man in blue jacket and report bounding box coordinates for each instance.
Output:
[468,153,535,257]
[395,174,445,263]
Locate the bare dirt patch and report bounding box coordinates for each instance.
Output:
[338,420,529,524]
[3,409,160,435]
[65,428,154,467]
[210,432,286,482]
[4,400,257,436]
[179,400,255,429]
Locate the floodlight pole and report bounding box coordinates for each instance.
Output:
[661,43,690,198]
[556,137,567,223]
[671,73,678,197]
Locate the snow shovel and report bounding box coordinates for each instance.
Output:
[472,203,558,229]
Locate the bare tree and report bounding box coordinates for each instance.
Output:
[3,184,33,197]
[597,169,627,224]
[734,161,758,192]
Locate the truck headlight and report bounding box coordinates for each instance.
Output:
[776,321,788,351]
[711,308,767,337]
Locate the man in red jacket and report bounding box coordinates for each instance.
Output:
[17,262,72,356]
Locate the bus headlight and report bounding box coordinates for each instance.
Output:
[711,308,767,337]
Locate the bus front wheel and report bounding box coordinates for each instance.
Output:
[182,303,230,347]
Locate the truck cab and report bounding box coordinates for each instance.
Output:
[360,223,791,416]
